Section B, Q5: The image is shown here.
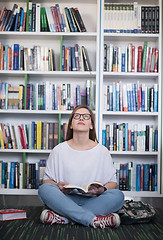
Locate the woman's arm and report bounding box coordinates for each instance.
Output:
[104,181,117,190]
[43,179,57,185]
[42,179,71,194]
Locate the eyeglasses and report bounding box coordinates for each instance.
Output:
[73,113,91,120]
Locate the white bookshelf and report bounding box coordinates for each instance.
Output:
[100,0,162,197]
[0,0,162,198]
[0,0,100,194]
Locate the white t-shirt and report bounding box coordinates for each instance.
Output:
[43,141,117,186]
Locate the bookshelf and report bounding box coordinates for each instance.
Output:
[0,0,100,195]
[100,0,162,197]
[0,0,162,198]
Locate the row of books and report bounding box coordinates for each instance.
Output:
[62,44,92,71]
[104,42,159,73]
[0,43,55,71]
[0,43,92,72]
[0,80,95,110]
[0,121,68,150]
[103,82,158,112]
[114,162,157,191]
[102,123,158,152]
[0,159,47,189]
[104,3,159,34]
[0,3,86,32]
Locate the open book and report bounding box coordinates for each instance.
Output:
[63,181,103,193]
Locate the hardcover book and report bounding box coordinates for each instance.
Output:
[0,209,27,221]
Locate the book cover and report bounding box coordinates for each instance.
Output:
[64,7,75,32]
[81,46,92,71]
[143,164,149,191]
[13,44,19,70]
[74,7,86,32]
[136,164,141,191]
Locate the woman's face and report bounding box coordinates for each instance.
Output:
[71,108,93,133]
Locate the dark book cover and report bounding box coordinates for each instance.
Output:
[145,125,149,151]
[151,164,155,191]
[69,8,78,32]
[17,7,23,31]
[64,7,75,32]
[143,164,149,191]
[151,7,156,33]
[156,6,159,33]
[74,8,86,32]
[141,6,145,33]
[113,123,117,151]
[103,44,107,71]
[81,46,92,71]
[32,3,36,32]
[54,122,59,147]
[147,7,152,33]
[48,122,54,149]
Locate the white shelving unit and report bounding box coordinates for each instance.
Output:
[100,0,162,197]
[0,0,162,198]
[0,0,100,195]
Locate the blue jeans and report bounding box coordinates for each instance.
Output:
[38,183,124,226]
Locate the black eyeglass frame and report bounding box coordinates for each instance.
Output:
[73,113,91,120]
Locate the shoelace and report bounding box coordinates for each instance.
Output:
[99,215,114,229]
[46,212,56,224]
[51,214,62,225]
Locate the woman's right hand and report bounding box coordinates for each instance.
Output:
[57,182,72,194]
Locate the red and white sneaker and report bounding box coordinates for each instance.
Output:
[93,213,120,229]
[40,209,69,225]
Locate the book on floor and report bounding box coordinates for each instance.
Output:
[0,209,27,221]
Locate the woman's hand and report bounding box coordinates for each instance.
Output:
[87,184,106,195]
[57,182,72,194]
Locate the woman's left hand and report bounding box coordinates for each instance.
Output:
[87,185,105,195]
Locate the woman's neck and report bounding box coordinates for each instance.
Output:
[67,133,97,150]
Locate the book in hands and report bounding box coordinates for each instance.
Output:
[0,209,27,221]
[63,181,103,193]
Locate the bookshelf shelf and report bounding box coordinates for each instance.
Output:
[0,32,97,37]
[0,189,38,195]
[0,70,97,77]
[0,149,51,153]
[123,191,161,198]
[103,72,159,78]
[104,33,160,41]
[110,151,158,156]
[103,111,158,116]
[0,110,72,114]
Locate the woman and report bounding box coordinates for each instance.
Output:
[38,105,124,228]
